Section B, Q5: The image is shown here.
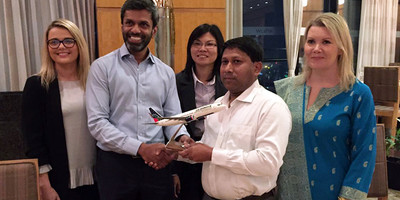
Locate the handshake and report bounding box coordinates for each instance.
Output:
[138,134,213,170]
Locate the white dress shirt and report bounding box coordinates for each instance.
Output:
[200,80,292,199]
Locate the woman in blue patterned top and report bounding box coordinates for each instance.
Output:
[274,13,376,200]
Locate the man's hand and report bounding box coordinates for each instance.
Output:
[138,143,174,170]
[179,143,213,162]
[177,135,194,147]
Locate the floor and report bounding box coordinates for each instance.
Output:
[367,189,400,200]
[389,189,400,200]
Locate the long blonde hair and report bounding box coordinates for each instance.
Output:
[301,12,355,91]
[38,18,90,90]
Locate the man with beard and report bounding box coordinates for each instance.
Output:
[86,0,192,199]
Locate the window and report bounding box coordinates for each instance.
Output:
[243,0,287,93]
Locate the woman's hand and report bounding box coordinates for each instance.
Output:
[172,174,181,198]
[39,173,60,200]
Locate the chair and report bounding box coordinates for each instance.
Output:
[0,159,40,200]
[389,63,400,67]
[0,91,27,161]
[364,66,400,138]
[368,124,388,200]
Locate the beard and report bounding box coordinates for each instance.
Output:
[123,32,152,53]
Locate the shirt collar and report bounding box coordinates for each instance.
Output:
[120,43,155,64]
[221,80,260,105]
[192,67,216,87]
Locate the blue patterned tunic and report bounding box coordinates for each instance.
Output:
[274,76,377,200]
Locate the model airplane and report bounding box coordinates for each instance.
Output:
[148,102,227,126]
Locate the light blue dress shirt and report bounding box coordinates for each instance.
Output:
[86,44,188,156]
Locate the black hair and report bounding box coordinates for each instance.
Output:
[184,24,225,77]
[222,36,263,62]
[120,0,159,27]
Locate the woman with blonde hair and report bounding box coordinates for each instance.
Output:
[22,18,98,200]
[274,13,376,200]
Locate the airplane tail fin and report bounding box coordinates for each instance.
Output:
[149,108,163,122]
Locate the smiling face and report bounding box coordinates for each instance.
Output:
[220,48,261,99]
[304,26,341,72]
[47,27,79,67]
[190,32,218,69]
[121,9,157,57]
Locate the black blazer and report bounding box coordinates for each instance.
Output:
[176,68,227,139]
[21,76,70,198]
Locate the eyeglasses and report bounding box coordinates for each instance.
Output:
[192,41,217,49]
[47,38,76,49]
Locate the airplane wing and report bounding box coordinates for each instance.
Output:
[155,116,193,120]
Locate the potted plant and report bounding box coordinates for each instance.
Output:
[386,129,400,190]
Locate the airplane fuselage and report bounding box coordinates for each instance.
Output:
[154,102,227,126]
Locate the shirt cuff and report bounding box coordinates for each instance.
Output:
[39,164,52,174]
[122,138,143,156]
[339,186,368,199]
[175,132,190,140]
[210,147,228,166]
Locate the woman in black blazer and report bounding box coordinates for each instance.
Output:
[22,19,98,200]
[175,24,227,200]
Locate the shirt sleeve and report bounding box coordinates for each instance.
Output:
[211,100,292,177]
[161,70,190,140]
[86,60,142,156]
[340,85,377,199]
[21,77,50,166]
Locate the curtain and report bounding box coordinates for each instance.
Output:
[0,0,96,91]
[283,0,303,77]
[226,0,242,40]
[356,0,398,81]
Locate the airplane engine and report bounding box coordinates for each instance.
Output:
[185,115,195,122]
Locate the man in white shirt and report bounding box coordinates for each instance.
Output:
[179,36,292,200]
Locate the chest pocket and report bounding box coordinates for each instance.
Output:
[225,124,254,151]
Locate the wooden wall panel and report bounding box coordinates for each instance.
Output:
[97,0,125,7]
[173,0,225,9]
[97,8,123,56]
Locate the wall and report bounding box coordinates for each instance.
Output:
[96,0,226,73]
